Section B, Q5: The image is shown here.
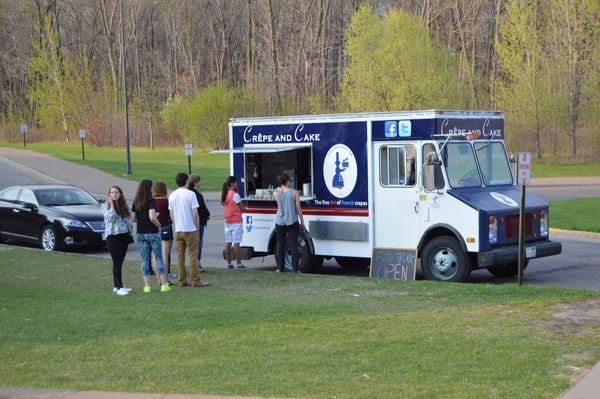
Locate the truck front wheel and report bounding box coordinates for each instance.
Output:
[421,236,471,282]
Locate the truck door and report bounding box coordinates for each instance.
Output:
[372,143,420,249]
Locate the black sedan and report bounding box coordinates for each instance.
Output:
[0,184,106,251]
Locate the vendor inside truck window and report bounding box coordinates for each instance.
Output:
[244,147,312,196]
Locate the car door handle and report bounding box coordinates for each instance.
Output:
[12,209,20,213]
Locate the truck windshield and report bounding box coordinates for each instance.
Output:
[474,142,513,186]
[442,141,513,188]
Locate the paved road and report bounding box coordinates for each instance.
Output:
[1,147,599,290]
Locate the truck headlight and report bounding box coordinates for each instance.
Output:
[489,216,498,244]
[540,211,548,237]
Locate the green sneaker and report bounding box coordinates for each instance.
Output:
[143,286,151,293]
[160,283,171,293]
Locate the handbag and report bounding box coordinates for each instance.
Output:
[160,223,173,240]
[126,233,135,244]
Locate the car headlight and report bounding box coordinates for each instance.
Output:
[58,217,88,229]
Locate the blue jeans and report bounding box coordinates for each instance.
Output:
[137,233,165,276]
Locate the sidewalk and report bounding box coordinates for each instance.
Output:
[0,147,599,399]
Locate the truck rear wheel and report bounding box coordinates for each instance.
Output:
[276,236,323,274]
[421,236,471,282]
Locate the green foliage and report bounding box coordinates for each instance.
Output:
[26,15,101,144]
[0,247,598,398]
[495,0,548,154]
[339,5,468,112]
[160,83,264,150]
[497,0,600,158]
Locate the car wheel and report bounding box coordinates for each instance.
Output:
[421,236,471,282]
[40,225,57,251]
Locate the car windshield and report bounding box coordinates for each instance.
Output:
[36,188,98,206]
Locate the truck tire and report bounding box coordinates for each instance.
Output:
[335,256,370,270]
[276,235,324,274]
[421,236,471,282]
[487,260,529,278]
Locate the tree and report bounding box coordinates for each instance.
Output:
[339,4,468,112]
[495,0,547,158]
[28,12,73,141]
[161,83,263,149]
[546,0,600,157]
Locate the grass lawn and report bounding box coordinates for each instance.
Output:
[533,159,600,178]
[550,198,600,233]
[1,246,599,398]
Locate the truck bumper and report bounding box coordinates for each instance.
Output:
[477,240,562,269]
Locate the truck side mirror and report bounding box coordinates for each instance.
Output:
[424,152,444,191]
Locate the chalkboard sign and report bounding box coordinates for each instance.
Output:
[369,247,418,281]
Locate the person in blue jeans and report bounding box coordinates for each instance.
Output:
[132,179,170,293]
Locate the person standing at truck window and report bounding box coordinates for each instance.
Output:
[221,176,247,269]
[273,173,305,274]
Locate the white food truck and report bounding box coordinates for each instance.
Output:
[220,110,562,282]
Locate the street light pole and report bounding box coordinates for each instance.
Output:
[121,0,132,176]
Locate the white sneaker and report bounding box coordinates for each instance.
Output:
[115,287,130,296]
[113,287,132,293]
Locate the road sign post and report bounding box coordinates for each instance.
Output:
[184,144,193,174]
[517,152,531,286]
[79,129,86,160]
[20,124,27,148]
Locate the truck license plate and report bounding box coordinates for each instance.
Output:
[525,246,537,258]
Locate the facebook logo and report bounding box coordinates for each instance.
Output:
[384,121,397,137]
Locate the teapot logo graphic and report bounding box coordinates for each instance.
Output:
[323,144,357,198]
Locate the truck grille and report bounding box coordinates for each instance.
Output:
[505,214,532,237]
